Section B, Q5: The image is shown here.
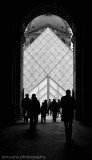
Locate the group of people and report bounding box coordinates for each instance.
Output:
[21,94,40,129]
[21,89,76,142]
[40,98,60,123]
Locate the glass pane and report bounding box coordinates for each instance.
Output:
[49,86,57,97]
[39,86,47,98]
[50,78,57,90]
[59,87,66,96]
[29,85,38,98]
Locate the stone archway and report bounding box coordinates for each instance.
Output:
[20,5,76,120]
[23,25,74,103]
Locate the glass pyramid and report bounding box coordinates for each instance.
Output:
[23,27,73,103]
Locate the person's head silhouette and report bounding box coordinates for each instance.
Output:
[32,94,36,99]
[25,94,29,98]
[53,99,56,102]
[66,89,71,96]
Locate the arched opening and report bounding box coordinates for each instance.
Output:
[20,5,76,121]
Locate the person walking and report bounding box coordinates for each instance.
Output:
[41,100,47,123]
[29,94,40,130]
[60,90,76,142]
[21,94,31,123]
[52,99,58,122]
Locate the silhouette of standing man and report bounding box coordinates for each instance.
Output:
[29,94,40,130]
[52,99,58,122]
[21,94,31,123]
[61,90,76,142]
[41,100,47,123]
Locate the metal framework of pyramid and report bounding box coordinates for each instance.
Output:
[23,27,73,103]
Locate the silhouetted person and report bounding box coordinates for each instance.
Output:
[60,90,76,142]
[29,94,40,130]
[48,99,52,116]
[47,99,51,115]
[41,100,47,123]
[21,94,31,123]
[57,99,61,117]
[52,99,58,122]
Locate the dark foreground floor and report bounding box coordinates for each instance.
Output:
[0,118,92,160]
